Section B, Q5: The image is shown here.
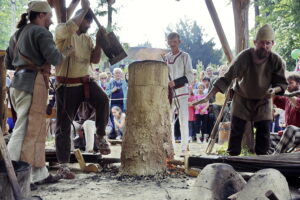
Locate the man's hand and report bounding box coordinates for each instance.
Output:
[192,96,209,106]
[112,86,118,93]
[96,27,107,46]
[168,81,175,88]
[81,0,90,10]
[266,87,282,98]
[61,46,75,59]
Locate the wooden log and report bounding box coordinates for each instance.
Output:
[121,61,174,176]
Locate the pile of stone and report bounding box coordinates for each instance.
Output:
[191,163,291,200]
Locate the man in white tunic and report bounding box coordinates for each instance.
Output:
[165,32,194,153]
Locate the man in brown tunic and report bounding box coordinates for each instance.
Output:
[194,24,287,156]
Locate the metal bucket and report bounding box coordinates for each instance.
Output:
[0,160,31,200]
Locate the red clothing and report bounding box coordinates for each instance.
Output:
[273,96,300,127]
[188,95,196,121]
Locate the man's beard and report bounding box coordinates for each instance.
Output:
[255,48,270,59]
[288,86,299,93]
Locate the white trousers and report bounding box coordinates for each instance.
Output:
[170,96,189,151]
[82,120,96,152]
[7,88,49,183]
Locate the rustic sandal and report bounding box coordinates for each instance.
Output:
[98,138,111,155]
[56,166,75,179]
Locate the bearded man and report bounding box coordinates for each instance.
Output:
[194,24,288,156]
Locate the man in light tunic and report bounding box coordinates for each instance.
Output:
[194,24,288,156]
[165,32,194,153]
[54,0,110,178]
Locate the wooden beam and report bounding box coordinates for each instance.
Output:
[232,0,250,54]
[205,0,233,63]
[48,0,67,23]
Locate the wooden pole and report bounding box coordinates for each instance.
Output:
[204,0,234,154]
[48,0,67,22]
[232,0,254,153]
[232,0,250,54]
[205,0,233,63]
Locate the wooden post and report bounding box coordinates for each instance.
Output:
[232,0,250,54]
[232,0,254,153]
[0,50,7,134]
[121,61,174,176]
[48,0,67,22]
[205,0,233,63]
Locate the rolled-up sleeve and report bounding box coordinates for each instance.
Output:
[4,37,15,70]
[214,62,238,94]
[271,55,288,95]
[55,20,78,40]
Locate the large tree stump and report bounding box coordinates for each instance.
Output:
[121,61,174,176]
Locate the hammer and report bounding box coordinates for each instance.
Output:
[89,9,127,65]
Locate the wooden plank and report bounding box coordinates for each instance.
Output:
[45,149,121,164]
[188,153,300,178]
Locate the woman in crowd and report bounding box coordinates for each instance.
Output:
[111,106,126,139]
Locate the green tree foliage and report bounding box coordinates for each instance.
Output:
[0,0,27,50]
[166,19,223,69]
[255,0,300,71]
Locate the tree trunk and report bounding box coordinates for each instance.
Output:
[232,0,254,153]
[48,0,67,23]
[254,0,260,28]
[121,61,174,176]
[0,50,7,133]
[232,0,250,54]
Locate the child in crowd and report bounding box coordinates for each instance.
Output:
[202,77,210,94]
[111,106,126,139]
[188,86,196,142]
[194,84,209,143]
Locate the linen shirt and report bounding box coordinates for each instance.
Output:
[5,24,62,93]
[165,51,194,98]
[55,20,94,86]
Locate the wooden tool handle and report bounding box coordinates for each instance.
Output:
[89,9,102,29]
[0,128,23,200]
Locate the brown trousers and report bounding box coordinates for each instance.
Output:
[55,81,109,163]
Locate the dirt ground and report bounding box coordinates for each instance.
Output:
[31,141,300,200]
[32,142,208,200]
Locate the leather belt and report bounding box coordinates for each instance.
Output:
[14,69,35,75]
[16,65,50,89]
[56,75,91,100]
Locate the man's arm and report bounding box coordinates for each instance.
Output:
[90,27,106,64]
[192,87,220,106]
[37,29,63,66]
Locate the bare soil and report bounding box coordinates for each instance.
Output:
[32,142,208,200]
